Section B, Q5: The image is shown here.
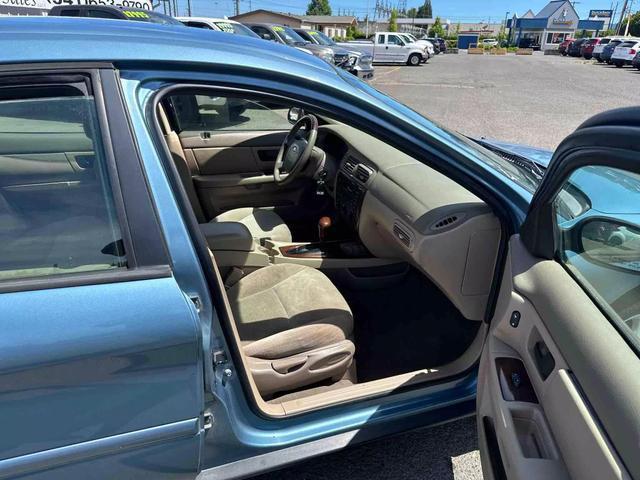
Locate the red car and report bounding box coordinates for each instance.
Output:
[558,38,575,56]
[581,37,602,59]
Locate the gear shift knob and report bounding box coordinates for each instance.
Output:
[318,216,332,242]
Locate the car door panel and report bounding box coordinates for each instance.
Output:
[478,237,634,480]
[0,277,204,479]
[178,129,309,219]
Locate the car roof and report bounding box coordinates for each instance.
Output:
[176,16,239,24]
[0,17,333,74]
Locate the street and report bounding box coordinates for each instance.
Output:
[371,52,639,150]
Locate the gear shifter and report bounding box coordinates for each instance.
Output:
[318,216,332,242]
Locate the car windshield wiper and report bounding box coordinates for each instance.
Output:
[472,137,546,181]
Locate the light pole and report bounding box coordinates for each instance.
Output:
[503,10,510,44]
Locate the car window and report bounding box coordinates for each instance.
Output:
[377,34,385,44]
[618,41,636,48]
[555,165,640,346]
[251,26,276,41]
[87,9,120,19]
[168,94,291,132]
[273,26,305,45]
[388,34,404,45]
[184,21,213,29]
[0,87,127,281]
[213,21,257,37]
[59,9,80,16]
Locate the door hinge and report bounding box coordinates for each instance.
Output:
[212,350,233,386]
[189,295,202,313]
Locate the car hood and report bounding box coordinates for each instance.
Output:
[478,138,639,215]
[476,138,553,168]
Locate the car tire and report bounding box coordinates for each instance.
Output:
[407,53,421,66]
[615,62,623,68]
[584,55,592,60]
[596,58,603,63]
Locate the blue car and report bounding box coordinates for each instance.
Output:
[0,18,639,480]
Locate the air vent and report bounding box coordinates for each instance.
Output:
[355,164,373,183]
[343,157,357,174]
[393,222,412,248]
[431,214,463,231]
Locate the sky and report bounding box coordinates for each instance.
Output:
[171,0,622,23]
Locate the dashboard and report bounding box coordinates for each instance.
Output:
[316,124,501,321]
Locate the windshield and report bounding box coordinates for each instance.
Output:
[125,10,184,25]
[310,30,335,46]
[213,21,258,37]
[273,26,306,45]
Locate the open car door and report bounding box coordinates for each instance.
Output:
[477,108,640,480]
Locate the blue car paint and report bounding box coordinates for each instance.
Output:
[0,17,546,478]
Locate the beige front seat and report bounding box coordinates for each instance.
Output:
[211,207,292,243]
[159,105,292,243]
[227,263,355,396]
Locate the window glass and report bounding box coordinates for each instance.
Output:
[59,9,80,16]
[252,26,276,41]
[212,21,257,37]
[555,166,640,343]
[0,88,127,280]
[169,94,291,132]
[185,21,213,29]
[377,34,385,44]
[388,34,403,45]
[87,9,120,19]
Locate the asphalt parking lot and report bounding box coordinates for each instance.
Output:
[371,52,640,150]
[251,52,639,480]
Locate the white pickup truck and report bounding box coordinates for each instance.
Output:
[337,32,428,66]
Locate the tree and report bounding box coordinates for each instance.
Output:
[389,8,398,32]
[428,16,445,37]
[306,0,331,16]
[417,0,432,18]
[407,7,417,18]
[620,11,640,36]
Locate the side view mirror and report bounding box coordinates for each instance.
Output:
[578,218,640,272]
[288,107,304,124]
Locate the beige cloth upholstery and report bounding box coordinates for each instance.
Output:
[244,323,348,360]
[211,207,292,243]
[227,263,353,342]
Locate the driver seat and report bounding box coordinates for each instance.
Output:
[159,104,293,243]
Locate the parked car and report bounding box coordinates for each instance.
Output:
[398,32,434,59]
[423,36,446,53]
[48,4,184,24]
[1,17,640,480]
[633,51,640,69]
[580,37,602,59]
[337,32,427,65]
[601,38,625,64]
[567,38,587,56]
[592,37,616,61]
[293,28,375,79]
[176,16,258,37]
[517,37,541,50]
[482,38,499,47]
[558,37,575,55]
[611,39,640,67]
[244,23,335,64]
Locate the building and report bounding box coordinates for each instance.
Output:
[230,9,357,38]
[508,1,605,50]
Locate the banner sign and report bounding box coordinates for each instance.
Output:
[589,9,613,18]
[0,0,152,14]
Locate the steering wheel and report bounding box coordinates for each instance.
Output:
[274,114,318,186]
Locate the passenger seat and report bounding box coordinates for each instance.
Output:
[226,263,355,397]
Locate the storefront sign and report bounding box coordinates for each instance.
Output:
[0,0,152,13]
[552,8,574,25]
[589,9,613,18]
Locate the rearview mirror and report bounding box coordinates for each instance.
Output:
[579,218,640,272]
[288,107,304,124]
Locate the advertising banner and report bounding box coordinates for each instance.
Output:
[0,0,152,16]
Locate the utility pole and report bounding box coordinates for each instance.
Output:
[623,0,634,35]
[234,0,240,16]
[186,0,191,16]
[616,0,628,34]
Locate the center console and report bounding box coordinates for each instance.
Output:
[335,154,375,231]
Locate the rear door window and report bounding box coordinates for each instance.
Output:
[0,79,127,280]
